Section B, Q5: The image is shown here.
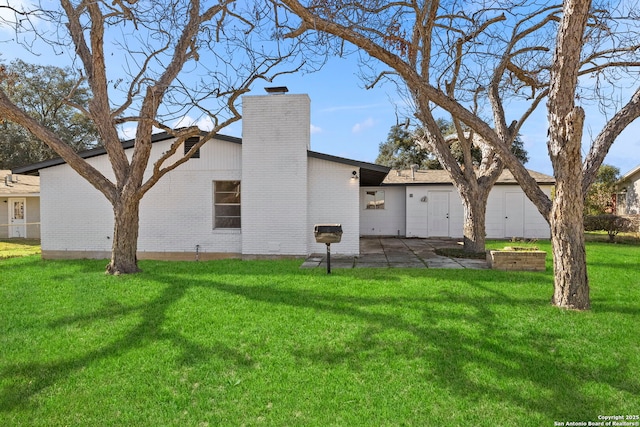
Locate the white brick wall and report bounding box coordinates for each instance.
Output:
[38,98,370,259]
[40,137,243,257]
[308,158,360,255]
[359,186,405,236]
[241,94,310,256]
[38,121,553,259]
[41,154,113,253]
[138,136,243,254]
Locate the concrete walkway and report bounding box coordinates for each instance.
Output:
[301,237,489,270]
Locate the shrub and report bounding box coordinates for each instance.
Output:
[584,214,634,242]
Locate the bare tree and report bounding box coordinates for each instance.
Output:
[275,0,558,254]
[276,0,640,309]
[0,0,300,274]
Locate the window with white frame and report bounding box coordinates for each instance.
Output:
[214,181,241,228]
[365,190,385,209]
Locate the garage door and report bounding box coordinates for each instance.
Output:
[504,192,524,238]
[428,191,450,237]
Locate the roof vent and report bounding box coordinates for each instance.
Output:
[411,164,418,181]
[265,86,289,95]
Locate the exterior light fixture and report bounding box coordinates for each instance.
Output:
[351,170,359,180]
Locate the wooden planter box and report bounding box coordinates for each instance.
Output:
[486,249,546,271]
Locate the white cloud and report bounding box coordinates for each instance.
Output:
[195,116,214,131]
[117,125,137,141]
[171,115,196,129]
[310,124,322,134]
[171,115,216,131]
[352,117,375,134]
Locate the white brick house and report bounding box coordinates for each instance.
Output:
[360,169,554,239]
[14,90,554,260]
[14,92,389,260]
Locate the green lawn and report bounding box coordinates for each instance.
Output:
[1,241,638,426]
[0,239,41,259]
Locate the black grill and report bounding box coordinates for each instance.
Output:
[313,224,343,273]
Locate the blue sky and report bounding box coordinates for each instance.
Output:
[2,4,640,178]
[263,55,640,178]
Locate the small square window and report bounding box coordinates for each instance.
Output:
[365,190,385,209]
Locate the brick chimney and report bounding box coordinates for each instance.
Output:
[241,89,311,256]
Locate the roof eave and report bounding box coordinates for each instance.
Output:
[307,151,391,186]
[12,131,242,175]
[621,164,640,181]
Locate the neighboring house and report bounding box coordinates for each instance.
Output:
[360,168,554,239]
[14,92,389,260]
[617,164,640,215]
[0,171,40,239]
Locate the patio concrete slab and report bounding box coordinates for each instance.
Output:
[425,259,465,269]
[457,259,490,269]
[358,255,389,262]
[354,263,391,268]
[301,237,489,270]
[389,262,427,268]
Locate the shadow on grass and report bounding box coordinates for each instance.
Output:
[1,259,638,422]
[191,276,636,421]
[0,272,254,412]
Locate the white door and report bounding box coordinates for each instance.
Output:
[504,192,524,238]
[428,191,450,237]
[8,198,26,238]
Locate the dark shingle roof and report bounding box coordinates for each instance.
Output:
[12,132,242,175]
[12,132,392,186]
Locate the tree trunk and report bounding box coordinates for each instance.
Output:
[547,108,590,310]
[107,194,141,275]
[547,106,589,310]
[460,190,489,253]
[549,178,589,310]
[545,0,592,310]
